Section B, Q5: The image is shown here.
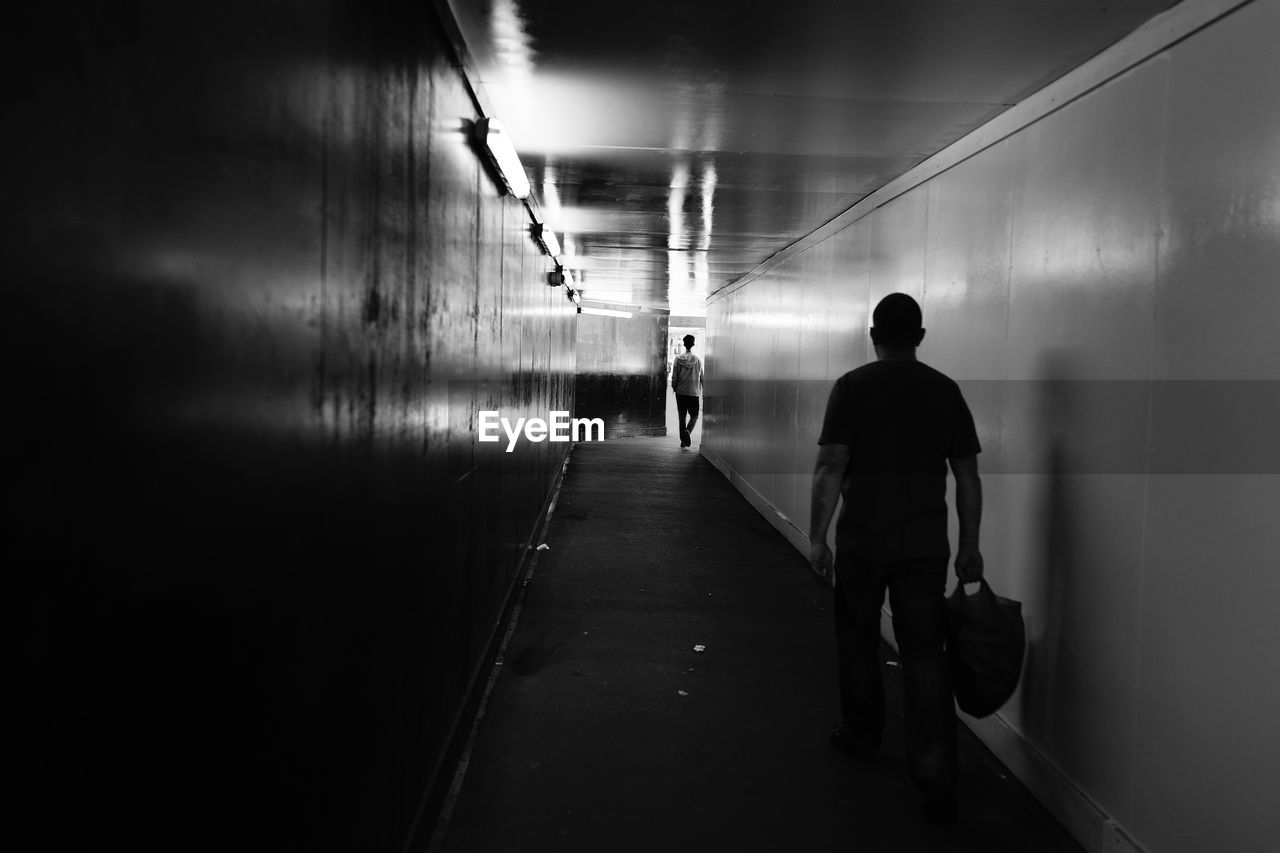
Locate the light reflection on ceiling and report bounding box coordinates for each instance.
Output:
[449,0,1182,315]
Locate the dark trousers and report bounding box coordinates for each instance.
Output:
[675,393,699,445]
[834,555,957,800]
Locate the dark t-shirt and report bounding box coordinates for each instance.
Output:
[818,360,981,561]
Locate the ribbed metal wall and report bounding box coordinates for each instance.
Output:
[704,2,1280,850]
[7,2,574,849]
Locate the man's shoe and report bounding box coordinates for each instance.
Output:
[829,727,877,764]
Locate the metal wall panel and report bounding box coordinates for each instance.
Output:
[787,240,839,535]
[754,272,786,510]
[1134,0,1280,849]
[705,2,1280,849]
[869,190,929,308]
[7,2,574,849]
[769,258,804,527]
[1003,58,1164,822]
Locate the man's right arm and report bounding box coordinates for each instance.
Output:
[949,455,984,583]
[809,443,848,588]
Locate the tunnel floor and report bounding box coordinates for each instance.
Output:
[436,437,1082,853]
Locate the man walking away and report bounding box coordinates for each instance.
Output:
[671,334,704,449]
[808,293,985,826]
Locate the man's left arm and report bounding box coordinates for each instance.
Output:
[948,384,985,584]
[950,455,984,583]
[809,444,848,588]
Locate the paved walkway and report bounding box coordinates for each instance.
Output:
[438,437,1081,852]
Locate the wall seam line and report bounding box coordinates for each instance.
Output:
[1124,50,1176,847]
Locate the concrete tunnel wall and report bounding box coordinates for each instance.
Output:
[7,1,574,849]
[702,2,1280,851]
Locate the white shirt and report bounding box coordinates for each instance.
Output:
[671,352,703,395]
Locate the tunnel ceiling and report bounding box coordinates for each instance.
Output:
[449,0,1182,315]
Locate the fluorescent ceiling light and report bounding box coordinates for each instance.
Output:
[475,117,530,199]
[578,299,650,314]
[562,268,576,289]
[541,227,561,257]
[578,306,632,318]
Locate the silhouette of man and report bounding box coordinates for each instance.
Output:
[808,293,984,826]
[671,334,703,449]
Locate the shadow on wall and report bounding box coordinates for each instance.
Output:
[1021,349,1079,745]
[1017,344,1150,796]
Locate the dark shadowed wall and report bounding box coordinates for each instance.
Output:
[574,312,669,437]
[5,1,574,850]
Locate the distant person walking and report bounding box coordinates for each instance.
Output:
[808,293,984,826]
[671,334,704,448]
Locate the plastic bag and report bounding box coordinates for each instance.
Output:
[945,579,1025,718]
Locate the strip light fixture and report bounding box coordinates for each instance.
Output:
[475,117,530,199]
[578,306,633,319]
[532,223,561,258]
